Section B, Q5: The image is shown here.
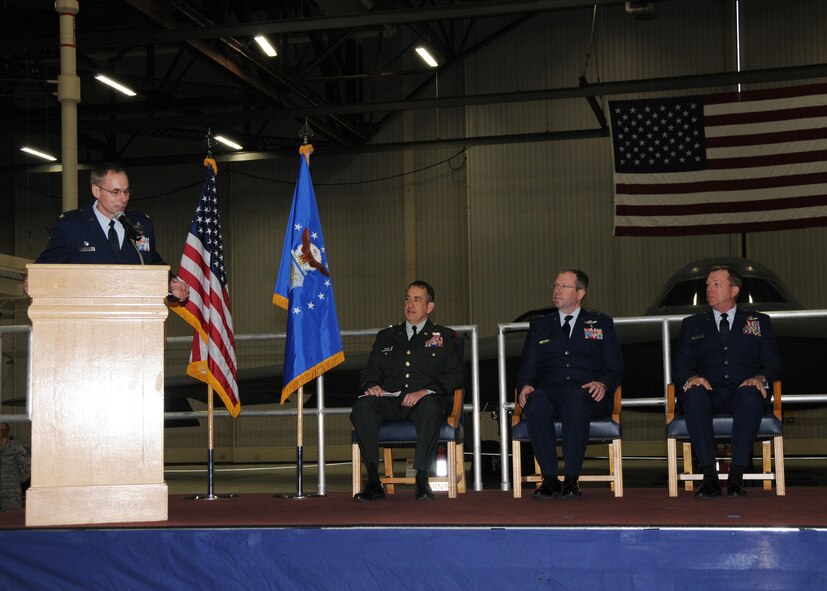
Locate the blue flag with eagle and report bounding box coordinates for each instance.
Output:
[273,145,344,403]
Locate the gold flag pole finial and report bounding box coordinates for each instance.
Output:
[298,119,315,164]
[203,128,217,173]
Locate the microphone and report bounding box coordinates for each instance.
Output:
[113,211,142,242]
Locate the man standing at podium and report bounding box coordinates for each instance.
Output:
[30,162,189,301]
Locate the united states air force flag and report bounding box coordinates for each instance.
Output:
[273,145,344,403]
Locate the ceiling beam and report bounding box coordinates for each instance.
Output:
[12,62,823,134]
[2,127,609,174]
[82,0,633,48]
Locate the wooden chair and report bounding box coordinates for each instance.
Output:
[351,388,467,498]
[666,381,785,496]
[510,387,623,498]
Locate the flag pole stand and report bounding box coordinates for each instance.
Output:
[276,385,322,499]
[187,385,236,501]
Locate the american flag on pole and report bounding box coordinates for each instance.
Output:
[610,82,827,236]
[273,145,344,404]
[172,158,240,417]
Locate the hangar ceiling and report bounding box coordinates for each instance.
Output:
[4,0,827,169]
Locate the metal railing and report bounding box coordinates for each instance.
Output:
[0,324,32,423]
[0,323,482,495]
[163,325,483,494]
[4,308,826,495]
[495,309,827,491]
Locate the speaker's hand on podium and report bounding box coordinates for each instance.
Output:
[168,277,190,302]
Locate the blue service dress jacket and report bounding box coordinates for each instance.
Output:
[673,307,781,389]
[516,308,623,394]
[358,319,465,398]
[35,200,167,266]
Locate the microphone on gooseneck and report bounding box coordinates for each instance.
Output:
[113,210,142,242]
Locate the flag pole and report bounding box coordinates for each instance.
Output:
[276,385,322,499]
[295,385,306,497]
[188,385,236,500]
[273,123,336,499]
[172,136,241,500]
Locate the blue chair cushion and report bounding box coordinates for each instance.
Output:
[352,421,464,446]
[667,414,783,440]
[511,418,621,442]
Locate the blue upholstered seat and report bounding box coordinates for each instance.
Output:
[351,419,464,447]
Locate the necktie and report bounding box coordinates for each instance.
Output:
[410,325,418,341]
[563,315,573,339]
[719,312,730,342]
[108,220,120,252]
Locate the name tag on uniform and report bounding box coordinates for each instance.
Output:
[381,346,393,353]
[78,246,96,252]
[538,338,550,345]
[584,327,603,340]
[691,333,704,340]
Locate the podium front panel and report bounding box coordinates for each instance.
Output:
[26,264,170,526]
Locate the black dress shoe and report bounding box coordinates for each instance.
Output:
[727,478,747,498]
[354,480,385,501]
[532,478,562,499]
[415,483,435,501]
[694,480,723,498]
[561,477,582,500]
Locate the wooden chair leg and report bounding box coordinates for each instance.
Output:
[447,441,457,498]
[352,443,362,496]
[762,440,772,491]
[612,439,624,498]
[774,436,786,496]
[682,442,694,492]
[456,443,467,494]
[667,438,678,497]
[512,440,523,498]
[608,442,615,493]
[382,447,396,494]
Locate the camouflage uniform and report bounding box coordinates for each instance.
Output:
[0,438,31,511]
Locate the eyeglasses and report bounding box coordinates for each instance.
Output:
[552,283,577,291]
[95,184,131,198]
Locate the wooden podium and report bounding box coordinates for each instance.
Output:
[26,264,170,526]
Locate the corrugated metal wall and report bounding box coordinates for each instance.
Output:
[463,0,827,326]
[9,0,827,453]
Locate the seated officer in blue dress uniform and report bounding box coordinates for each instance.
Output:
[31,162,189,301]
[350,280,464,501]
[516,269,623,499]
[673,265,781,498]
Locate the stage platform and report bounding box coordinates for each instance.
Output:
[1,487,825,590]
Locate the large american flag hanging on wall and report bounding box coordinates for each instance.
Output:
[609,83,827,236]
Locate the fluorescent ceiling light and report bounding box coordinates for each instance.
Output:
[415,46,439,68]
[95,74,137,97]
[20,146,57,161]
[215,135,243,150]
[254,35,278,58]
